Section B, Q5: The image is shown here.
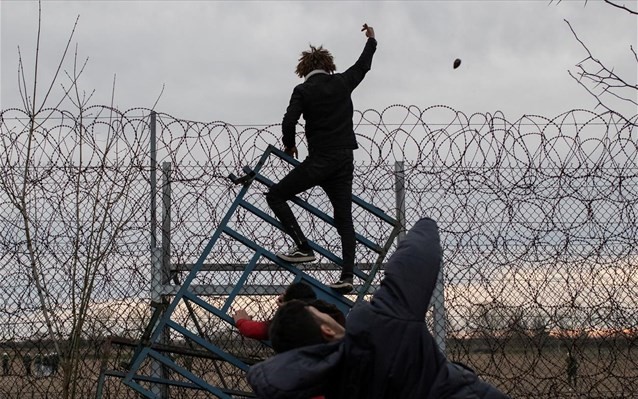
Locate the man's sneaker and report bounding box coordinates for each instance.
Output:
[276,246,316,263]
[329,277,354,294]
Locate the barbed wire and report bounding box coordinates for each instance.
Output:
[0,104,636,398]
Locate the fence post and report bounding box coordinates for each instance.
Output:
[149,111,168,398]
[162,162,172,283]
[395,161,406,241]
[432,266,447,355]
[150,111,157,249]
[149,247,166,397]
[394,161,446,354]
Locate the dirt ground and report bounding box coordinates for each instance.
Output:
[1,343,636,398]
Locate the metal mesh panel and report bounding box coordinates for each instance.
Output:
[0,105,636,398]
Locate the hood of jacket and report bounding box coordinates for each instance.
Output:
[247,341,344,399]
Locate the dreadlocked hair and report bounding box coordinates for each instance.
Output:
[295,45,336,78]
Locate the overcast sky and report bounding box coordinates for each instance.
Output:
[1,0,636,125]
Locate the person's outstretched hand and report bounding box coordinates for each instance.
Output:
[232,309,252,322]
[361,23,375,39]
[284,146,298,159]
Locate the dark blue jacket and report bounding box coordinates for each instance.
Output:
[282,38,377,152]
[247,218,510,399]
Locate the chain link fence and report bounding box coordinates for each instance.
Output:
[0,105,636,398]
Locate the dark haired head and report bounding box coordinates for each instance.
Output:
[295,45,336,78]
[269,299,325,353]
[283,282,316,303]
[308,299,346,328]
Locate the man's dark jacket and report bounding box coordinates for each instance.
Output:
[282,37,377,152]
[247,218,511,398]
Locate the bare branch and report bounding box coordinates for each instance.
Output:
[110,73,117,109]
[38,14,81,114]
[564,19,638,117]
[564,19,593,58]
[151,83,166,111]
[602,0,638,14]
[549,0,590,7]
[17,47,30,111]
[62,43,94,110]
[30,0,42,118]
[22,5,62,358]
[32,51,90,134]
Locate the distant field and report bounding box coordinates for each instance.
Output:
[1,342,636,398]
[449,342,638,398]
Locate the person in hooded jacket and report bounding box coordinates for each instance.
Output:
[247,218,511,399]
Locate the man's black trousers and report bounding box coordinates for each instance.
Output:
[266,149,355,279]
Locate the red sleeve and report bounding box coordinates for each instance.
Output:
[236,319,270,340]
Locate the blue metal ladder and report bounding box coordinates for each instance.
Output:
[122,145,400,398]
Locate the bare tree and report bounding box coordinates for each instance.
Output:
[0,2,148,398]
[561,1,638,119]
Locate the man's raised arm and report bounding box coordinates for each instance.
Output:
[341,24,377,91]
[371,218,442,319]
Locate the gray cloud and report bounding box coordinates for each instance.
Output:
[1,1,636,124]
